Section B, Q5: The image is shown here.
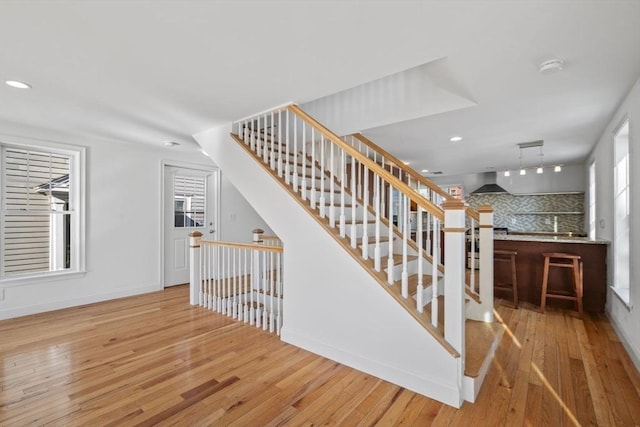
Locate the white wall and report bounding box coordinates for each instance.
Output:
[430,164,585,197]
[219,174,272,243]
[0,125,269,319]
[588,76,640,370]
[300,59,476,137]
[195,124,463,407]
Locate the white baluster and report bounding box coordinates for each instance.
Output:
[243,248,249,322]
[293,115,299,192]
[233,247,238,319]
[262,251,268,330]
[200,244,205,308]
[215,245,221,312]
[206,245,211,308]
[329,142,335,227]
[426,212,432,260]
[270,111,275,170]
[350,155,357,248]
[261,114,266,163]
[339,150,346,238]
[387,184,395,284]
[361,166,369,260]
[255,250,262,328]
[276,251,282,336]
[285,110,290,185]
[311,128,317,209]
[374,174,381,271]
[237,247,242,318]
[319,136,326,218]
[401,194,409,298]
[417,206,424,313]
[227,246,232,316]
[431,220,440,328]
[278,110,283,178]
[269,251,275,333]
[471,220,476,292]
[250,119,255,152]
[301,123,307,201]
[249,250,255,325]
[256,115,262,158]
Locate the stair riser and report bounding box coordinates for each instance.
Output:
[388,258,419,278]
[363,242,391,259]
[344,223,382,238]
[309,190,352,205]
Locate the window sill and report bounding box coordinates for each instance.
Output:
[610,286,632,311]
[0,270,87,288]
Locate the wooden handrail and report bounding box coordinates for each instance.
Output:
[351,133,452,201]
[200,239,284,253]
[351,133,481,223]
[288,105,444,222]
[260,235,281,241]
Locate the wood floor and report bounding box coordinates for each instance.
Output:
[1,285,639,426]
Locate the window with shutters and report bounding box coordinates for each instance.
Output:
[0,141,85,281]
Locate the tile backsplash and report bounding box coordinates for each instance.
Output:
[465,193,585,233]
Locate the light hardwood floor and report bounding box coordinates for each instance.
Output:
[1,285,639,426]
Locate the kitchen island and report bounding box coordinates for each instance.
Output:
[492,234,608,312]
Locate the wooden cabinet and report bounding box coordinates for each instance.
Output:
[494,238,607,312]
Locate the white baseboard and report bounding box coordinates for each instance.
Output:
[606,311,640,373]
[281,326,463,408]
[0,284,161,320]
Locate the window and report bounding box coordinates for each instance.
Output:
[173,175,205,228]
[1,140,85,281]
[613,120,630,304]
[588,161,596,239]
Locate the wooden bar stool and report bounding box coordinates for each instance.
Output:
[540,252,583,314]
[494,249,518,308]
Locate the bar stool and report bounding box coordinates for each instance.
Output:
[494,249,518,308]
[540,252,583,314]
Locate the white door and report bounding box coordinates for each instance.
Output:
[163,165,218,287]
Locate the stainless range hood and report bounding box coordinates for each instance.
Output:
[471,172,509,195]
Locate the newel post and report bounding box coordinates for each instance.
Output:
[478,205,495,322]
[253,228,264,243]
[442,200,466,357]
[189,231,203,306]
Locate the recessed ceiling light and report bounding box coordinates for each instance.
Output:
[421,169,429,173]
[402,161,410,165]
[5,80,31,89]
[164,141,180,147]
[539,59,564,73]
[449,136,463,142]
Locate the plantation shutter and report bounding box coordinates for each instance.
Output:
[173,175,206,228]
[1,147,71,275]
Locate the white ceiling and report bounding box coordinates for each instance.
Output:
[1,1,639,177]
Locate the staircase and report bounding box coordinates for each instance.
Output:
[193,104,501,408]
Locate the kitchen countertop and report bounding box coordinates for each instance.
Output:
[493,234,609,244]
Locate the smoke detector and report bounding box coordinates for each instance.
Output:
[539,59,564,73]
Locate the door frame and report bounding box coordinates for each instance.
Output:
[160,160,220,288]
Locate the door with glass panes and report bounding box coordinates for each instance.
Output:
[163,165,217,286]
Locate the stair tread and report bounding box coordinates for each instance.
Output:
[393,274,434,296]
[358,236,390,245]
[390,254,419,265]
